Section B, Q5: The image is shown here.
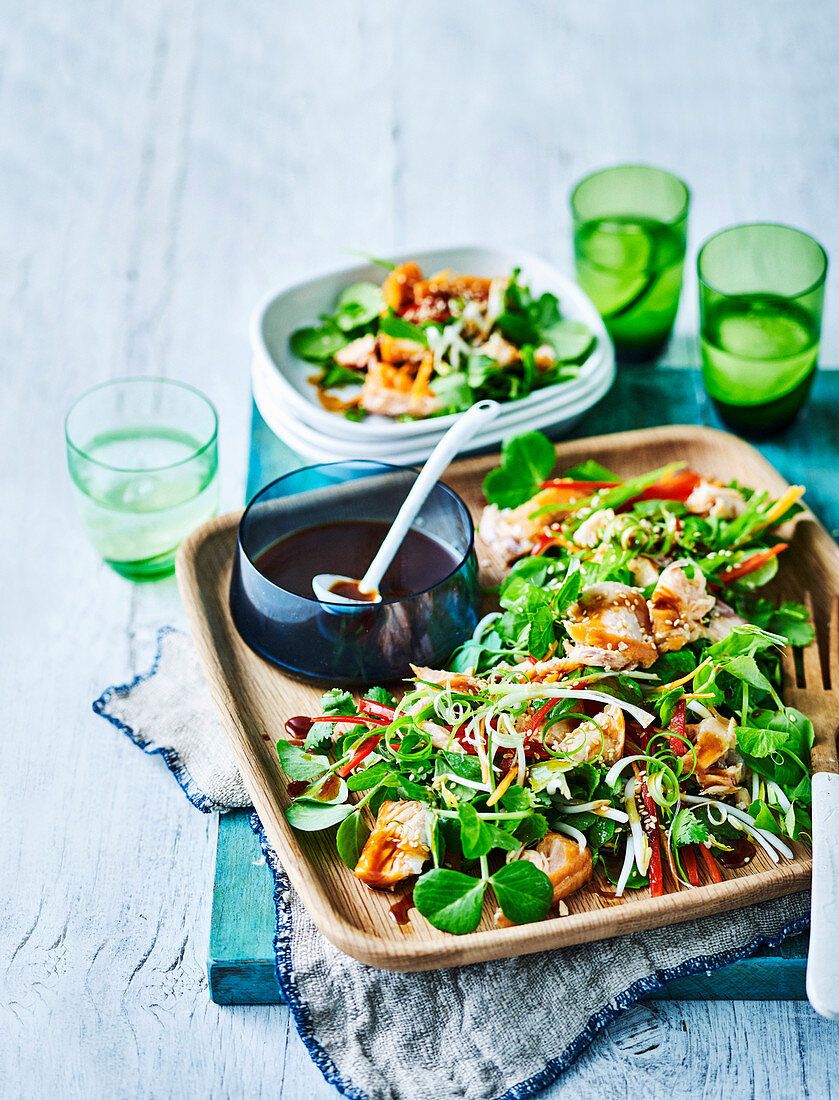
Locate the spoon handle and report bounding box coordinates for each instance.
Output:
[359,400,500,594]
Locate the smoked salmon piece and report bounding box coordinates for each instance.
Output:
[354,800,430,890]
[495,832,592,927]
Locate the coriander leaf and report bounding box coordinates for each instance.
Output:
[670,808,710,847]
[308,688,357,749]
[364,685,397,708]
[276,741,330,781]
[336,812,370,868]
[500,785,536,813]
[285,799,354,831]
[482,430,556,509]
[413,869,487,934]
[490,860,553,924]
[289,323,348,362]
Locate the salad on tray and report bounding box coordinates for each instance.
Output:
[275,431,814,935]
[289,262,596,420]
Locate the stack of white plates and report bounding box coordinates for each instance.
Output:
[250,246,615,467]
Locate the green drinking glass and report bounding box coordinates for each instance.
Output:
[66,377,220,580]
[571,164,690,363]
[698,223,828,437]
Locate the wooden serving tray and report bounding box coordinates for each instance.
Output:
[177,425,833,972]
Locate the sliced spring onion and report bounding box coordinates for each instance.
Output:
[615,835,637,898]
[490,685,655,728]
[682,794,794,860]
[433,773,491,793]
[766,780,792,814]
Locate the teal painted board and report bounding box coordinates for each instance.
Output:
[209,367,839,1006]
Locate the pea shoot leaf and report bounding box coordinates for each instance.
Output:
[289,322,348,362]
[413,869,487,934]
[482,431,556,509]
[334,281,383,331]
[457,803,496,860]
[276,742,330,781]
[285,799,354,831]
[336,812,370,868]
[490,860,553,925]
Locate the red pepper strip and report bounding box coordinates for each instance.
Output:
[669,697,688,757]
[638,775,665,898]
[358,698,397,721]
[717,543,788,585]
[309,714,389,726]
[337,735,383,778]
[539,479,620,491]
[526,699,560,732]
[635,470,702,502]
[698,843,724,883]
[683,844,700,887]
[526,655,538,666]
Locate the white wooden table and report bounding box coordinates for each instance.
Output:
[3,2,839,1096]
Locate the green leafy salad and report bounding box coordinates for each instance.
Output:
[275,430,813,935]
[289,260,596,421]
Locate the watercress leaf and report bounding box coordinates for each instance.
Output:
[500,785,536,813]
[346,760,395,790]
[722,654,772,693]
[285,799,354,831]
[458,802,494,860]
[490,860,553,924]
[336,812,370,868]
[514,813,549,846]
[736,724,788,758]
[495,310,538,346]
[368,785,390,818]
[276,741,330,781]
[317,363,364,390]
[748,799,782,835]
[532,291,561,330]
[396,776,432,802]
[482,430,557,509]
[334,281,384,330]
[289,323,348,362]
[364,685,398,708]
[413,869,487,934]
[670,808,710,847]
[431,370,472,411]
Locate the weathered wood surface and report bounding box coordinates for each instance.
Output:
[4,0,839,1096]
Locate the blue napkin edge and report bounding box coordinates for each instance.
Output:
[250,812,809,1100]
[92,626,225,814]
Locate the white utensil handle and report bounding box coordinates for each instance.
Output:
[359,400,501,594]
[807,770,839,1019]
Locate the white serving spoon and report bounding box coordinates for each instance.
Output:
[312,399,500,605]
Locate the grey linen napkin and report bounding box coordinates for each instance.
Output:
[95,628,810,1100]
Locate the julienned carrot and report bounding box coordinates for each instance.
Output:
[539,479,620,491]
[718,543,788,585]
[698,843,724,883]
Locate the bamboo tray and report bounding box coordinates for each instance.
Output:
[177,425,832,972]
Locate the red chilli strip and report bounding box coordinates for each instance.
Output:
[717,543,788,586]
[337,735,383,778]
[539,479,620,491]
[525,699,560,732]
[638,775,665,898]
[683,844,700,887]
[358,698,397,721]
[698,843,724,883]
[309,715,389,726]
[669,697,688,758]
[530,533,563,557]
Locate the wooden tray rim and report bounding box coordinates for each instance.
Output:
[177,424,825,971]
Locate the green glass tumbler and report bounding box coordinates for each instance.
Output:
[66,377,220,580]
[571,164,690,363]
[698,223,828,437]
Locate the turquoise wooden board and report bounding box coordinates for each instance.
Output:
[208,366,839,1005]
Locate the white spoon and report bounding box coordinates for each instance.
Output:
[312,400,501,605]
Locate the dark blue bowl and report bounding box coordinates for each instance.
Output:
[230,461,479,686]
